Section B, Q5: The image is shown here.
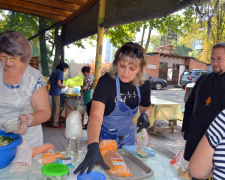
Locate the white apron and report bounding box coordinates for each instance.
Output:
[0,63,43,148]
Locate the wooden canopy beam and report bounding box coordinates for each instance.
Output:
[63,0,98,24]
[24,0,80,11]
[62,0,88,5]
[2,0,72,17]
[0,3,65,21]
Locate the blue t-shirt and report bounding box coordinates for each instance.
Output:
[49,69,64,96]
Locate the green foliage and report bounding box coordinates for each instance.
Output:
[63,73,84,87]
[147,34,161,51]
[182,0,225,62]
[106,22,143,48]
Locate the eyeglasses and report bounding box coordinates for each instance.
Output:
[120,45,143,58]
[210,57,225,64]
[0,55,20,62]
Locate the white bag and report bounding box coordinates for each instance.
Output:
[65,111,82,139]
[76,95,86,114]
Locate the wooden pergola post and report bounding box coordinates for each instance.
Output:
[94,0,106,88]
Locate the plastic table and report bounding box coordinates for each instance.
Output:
[149,98,183,135]
[59,93,84,126]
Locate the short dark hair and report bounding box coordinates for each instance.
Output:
[56,62,69,71]
[212,42,225,50]
[0,31,32,63]
[81,66,91,73]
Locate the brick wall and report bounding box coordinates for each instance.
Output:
[145,54,160,77]
[188,59,207,70]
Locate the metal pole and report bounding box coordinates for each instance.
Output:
[94,0,106,88]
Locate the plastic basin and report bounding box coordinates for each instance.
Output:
[0,130,22,169]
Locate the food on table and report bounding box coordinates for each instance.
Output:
[41,152,64,164]
[99,139,118,156]
[103,150,132,177]
[0,135,14,147]
[179,168,192,180]
[32,144,65,164]
[99,140,132,177]
[32,144,54,157]
[136,129,148,158]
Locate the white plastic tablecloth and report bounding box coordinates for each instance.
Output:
[0,149,186,180]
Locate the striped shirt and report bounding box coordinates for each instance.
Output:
[206,109,225,180]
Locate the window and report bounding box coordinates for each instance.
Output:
[194,72,200,76]
[160,62,168,69]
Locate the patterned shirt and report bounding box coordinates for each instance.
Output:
[81,74,94,93]
[206,109,225,180]
[3,74,46,93]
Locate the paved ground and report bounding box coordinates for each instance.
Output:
[43,85,186,160]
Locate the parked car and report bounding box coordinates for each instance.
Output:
[184,83,195,102]
[179,70,209,89]
[145,73,167,90]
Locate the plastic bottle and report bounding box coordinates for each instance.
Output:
[66,137,79,162]
[65,111,82,162]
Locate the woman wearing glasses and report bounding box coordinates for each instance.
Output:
[0,31,51,148]
[74,42,151,175]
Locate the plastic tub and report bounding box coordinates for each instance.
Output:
[77,171,106,180]
[2,120,20,133]
[41,163,69,180]
[0,130,22,169]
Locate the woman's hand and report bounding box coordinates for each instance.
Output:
[15,114,33,135]
[137,113,150,133]
[74,142,109,175]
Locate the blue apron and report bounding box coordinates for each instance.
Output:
[100,76,141,148]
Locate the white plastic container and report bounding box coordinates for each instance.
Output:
[73,86,81,96]
[41,163,69,180]
[2,120,20,133]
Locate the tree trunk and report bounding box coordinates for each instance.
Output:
[141,25,146,46]
[145,28,152,52]
[52,24,62,70]
[38,17,50,76]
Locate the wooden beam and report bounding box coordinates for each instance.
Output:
[28,22,61,41]
[63,0,88,5]
[2,0,72,17]
[23,0,80,11]
[63,0,98,24]
[0,4,65,21]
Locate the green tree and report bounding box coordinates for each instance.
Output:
[182,0,225,63]
[38,17,51,76]
[106,22,143,48]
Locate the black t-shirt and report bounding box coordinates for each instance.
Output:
[182,72,225,160]
[93,73,151,116]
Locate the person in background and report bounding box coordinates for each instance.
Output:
[49,62,68,128]
[74,42,151,175]
[190,109,225,179]
[181,42,225,180]
[0,30,51,148]
[81,66,94,129]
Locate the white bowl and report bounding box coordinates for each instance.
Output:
[1,120,21,133]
